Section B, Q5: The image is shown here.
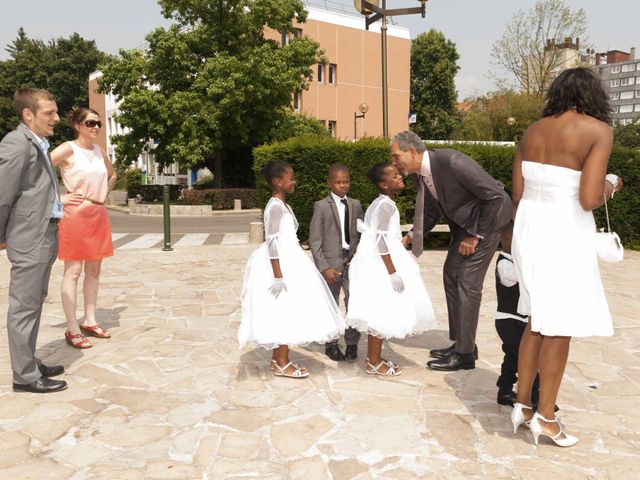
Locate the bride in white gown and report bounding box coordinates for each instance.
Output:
[510,67,623,447]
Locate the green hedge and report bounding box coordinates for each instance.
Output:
[127,185,181,202]
[183,188,257,209]
[253,137,640,248]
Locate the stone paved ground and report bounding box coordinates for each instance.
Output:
[0,246,638,479]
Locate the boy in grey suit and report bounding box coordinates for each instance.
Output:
[309,164,364,361]
[0,89,71,393]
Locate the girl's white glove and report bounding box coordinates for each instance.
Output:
[269,278,287,298]
[390,272,404,293]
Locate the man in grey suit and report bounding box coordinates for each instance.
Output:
[390,131,512,371]
[0,88,70,393]
[310,164,364,361]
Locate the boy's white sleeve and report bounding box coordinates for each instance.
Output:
[497,258,518,287]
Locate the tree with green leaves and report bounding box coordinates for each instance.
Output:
[614,122,640,149]
[0,28,110,143]
[491,0,588,96]
[409,29,460,140]
[99,0,324,187]
[451,90,544,142]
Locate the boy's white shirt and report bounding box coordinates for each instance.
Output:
[495,252,527,323]
[330,191,350,250]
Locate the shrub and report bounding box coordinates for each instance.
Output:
[115,168,142,191]
[194,175,216,189]
[127,184,181,202]
[182,188,257,209]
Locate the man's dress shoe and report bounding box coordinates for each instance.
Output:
[427,352,475,371]
[39,364,64,377]
[344,345,358,361]
[13,377,68,393]
[325,344,346,361]
[430,344,478,360]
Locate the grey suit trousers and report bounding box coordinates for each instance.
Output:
[443,225,502,355]
[6,223,58,384]
[326,251,361,347]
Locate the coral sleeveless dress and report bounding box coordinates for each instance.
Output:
[58,142,114,261]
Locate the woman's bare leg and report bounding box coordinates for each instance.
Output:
[536,335,571,437]
[516,320,542,419]
[82,260,102,325]
[61,260,84,334]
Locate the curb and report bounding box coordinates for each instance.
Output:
[106,205,262,217]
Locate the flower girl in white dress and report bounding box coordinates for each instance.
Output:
[347,163,436,376]
[238,161,345,378]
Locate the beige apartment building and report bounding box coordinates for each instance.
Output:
[89,4,411,175]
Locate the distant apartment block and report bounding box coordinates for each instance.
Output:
[594,47,639,125]
[89,4,411,179]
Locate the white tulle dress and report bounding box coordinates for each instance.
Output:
[346,194,436,339]
[238,197,345,349]
[512,161,613,337]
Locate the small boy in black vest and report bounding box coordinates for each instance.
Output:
[495,223,540,408]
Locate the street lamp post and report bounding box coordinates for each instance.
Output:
[354,102,370,140]
[354,0,429,138]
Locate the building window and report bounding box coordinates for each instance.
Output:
[636,90,640,98]
[620,91,634,100]
[317,64,325,83]
[611,65,621,73]
[620,104,634,113]
[327,120,336,137]
[293,28,302,38]
[620,77,634,86]
[612,105,620,113]
[610,92,620,100]
[611,79,620,87]
[635,104,640,112]
[293,91,302,112]
[622,63,635,72]
[328,64,337,85]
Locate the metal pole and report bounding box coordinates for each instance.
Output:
[162,185,173,251]
[380,0,389,139]
[354,111,358,140]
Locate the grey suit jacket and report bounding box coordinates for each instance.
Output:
[0,123,59,253]
[309,194,364,273]
[421,148,512,238]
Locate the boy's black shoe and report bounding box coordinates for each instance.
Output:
[325,344,346,361]
[497,390,516,407]
[344,345,358,360]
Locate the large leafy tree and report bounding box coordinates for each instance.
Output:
[0,29,110,143]
[614,122,640,149]
[491,0,588,96]
[410,29,460,140]
[99,0,323,187]
[451,90,544,142]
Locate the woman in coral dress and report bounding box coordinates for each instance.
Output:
[51,107,117,348]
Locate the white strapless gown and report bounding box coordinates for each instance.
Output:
[512,161,613,337]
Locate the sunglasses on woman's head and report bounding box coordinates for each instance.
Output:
[83,120,102,128]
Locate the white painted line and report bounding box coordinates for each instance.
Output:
[111,233,127,242]
[221,233,249,245]
[174,233,209,247]
[118,233,164,250]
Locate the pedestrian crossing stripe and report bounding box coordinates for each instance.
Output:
[0,233,250,255]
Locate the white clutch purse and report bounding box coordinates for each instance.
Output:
[595,194,623,263]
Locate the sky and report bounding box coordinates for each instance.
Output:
[1,0,638,100]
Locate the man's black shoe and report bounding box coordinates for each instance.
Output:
[39,364,64,378]
[430,344,478,360]
[344,345,358,361]
[325,344,346,361]
[427,352,475,371]
[497,390,516,407]
[13,377,68,393]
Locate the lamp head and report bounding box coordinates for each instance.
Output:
[506,117,516,126]
[353,0,379,15]
[359,102,369,114]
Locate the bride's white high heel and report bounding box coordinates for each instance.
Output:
[529,412,579,447]
[510,403,533,434]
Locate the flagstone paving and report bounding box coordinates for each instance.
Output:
[0,246,638,479]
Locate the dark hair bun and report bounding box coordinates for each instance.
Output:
[261,160,291,185]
